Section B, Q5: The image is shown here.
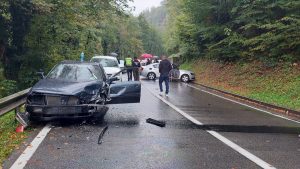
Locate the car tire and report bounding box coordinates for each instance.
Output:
[181,74,190,83]
[147,72,156,80]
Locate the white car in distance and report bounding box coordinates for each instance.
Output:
[140,63,195,82]
[91,56,122,81]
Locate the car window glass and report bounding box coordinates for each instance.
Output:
[77,67,97,81]
[91,58,118,67]
[153,64,159,68]
[47,64,102,82]
[92,65,104,80]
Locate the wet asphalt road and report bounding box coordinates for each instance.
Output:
[4,79,300,169]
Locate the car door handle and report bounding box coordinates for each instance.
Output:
[149,68,152,70]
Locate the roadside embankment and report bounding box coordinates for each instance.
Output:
[0,111,30,166]
[181,60,300,111]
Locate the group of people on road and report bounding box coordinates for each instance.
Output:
[124,55,172,97]
[124,56,141,81]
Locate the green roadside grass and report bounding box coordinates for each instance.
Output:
[0,111,30,166]
[183,59,300,111]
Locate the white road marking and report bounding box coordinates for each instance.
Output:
[10,125,52,169]
[143,84,276,169]
[186,84,300,124]
[150,90,203,125]
[207,130,276,169]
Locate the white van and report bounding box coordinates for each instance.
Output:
[91,56,122,80]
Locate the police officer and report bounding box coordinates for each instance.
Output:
[125,57,133,81]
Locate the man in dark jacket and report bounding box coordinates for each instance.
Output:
[132,57,141,81]
[159,55,172,96]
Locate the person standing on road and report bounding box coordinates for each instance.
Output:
[133,57,141,81]
[146,58,151,65]
[159,55,172,97]
[125,57,133,81]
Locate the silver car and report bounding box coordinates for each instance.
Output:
[140,63,195,82]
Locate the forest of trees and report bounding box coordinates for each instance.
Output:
[0,0,164,97]
[163,0,300,64]
[141,5,167,33]
[1,0,299,98]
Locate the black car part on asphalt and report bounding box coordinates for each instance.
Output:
[98,125,108,144]
[146,118,166,127]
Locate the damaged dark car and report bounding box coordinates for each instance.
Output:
[26,61,141,121]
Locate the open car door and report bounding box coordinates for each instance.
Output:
[108,81,141,104]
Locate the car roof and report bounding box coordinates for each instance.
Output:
[60,60,100,66]
[91,56,118,60]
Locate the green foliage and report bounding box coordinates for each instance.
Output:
[0,80,17,98]
[0,0,165,92]
[165,0,300,63]
[141,4,167,33]
[138,15,165,56]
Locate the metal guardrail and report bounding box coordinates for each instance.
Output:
[0,88,30,117]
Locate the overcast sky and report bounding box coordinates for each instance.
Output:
[129,0,163,15]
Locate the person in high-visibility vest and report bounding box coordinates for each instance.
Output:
[125,57,133,81]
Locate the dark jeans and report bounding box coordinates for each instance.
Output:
[159,75,170,94]
[133,69,140,81]
[127,69,133,81]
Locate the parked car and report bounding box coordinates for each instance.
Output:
[140,63,195,82]
[91,56,122,80]
[26,61,141,121]
[118,59,125,69]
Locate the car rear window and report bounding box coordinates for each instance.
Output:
[153,64,159,68]
[91,58,119,68]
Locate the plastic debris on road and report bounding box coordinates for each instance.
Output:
[146,118,166,127]
[16,125,24,133]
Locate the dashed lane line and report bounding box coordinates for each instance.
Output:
[10,124,52,169]
[143,84,276,169]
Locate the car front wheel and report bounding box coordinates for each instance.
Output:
[181,74,190,83]
[147,72,156,80]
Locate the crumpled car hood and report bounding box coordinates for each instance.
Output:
[30,79,102,96]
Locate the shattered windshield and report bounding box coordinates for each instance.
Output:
[91,58,119,68]
[47,64,102,82]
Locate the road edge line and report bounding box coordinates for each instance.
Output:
[10,124,52,169]
[143,85,202,125]
[207,130,276,169]
[187,84,300,124]
[143,84,276,169]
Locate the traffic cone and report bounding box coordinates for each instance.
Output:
[16,124,24,133]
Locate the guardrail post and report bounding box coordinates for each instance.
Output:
[15,106,20,123]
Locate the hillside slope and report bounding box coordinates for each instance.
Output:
[182,60,300,111]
